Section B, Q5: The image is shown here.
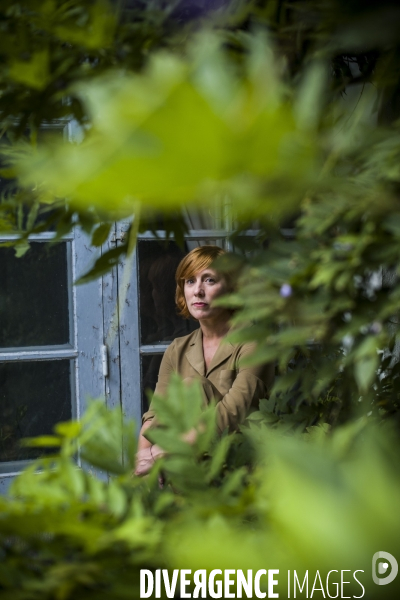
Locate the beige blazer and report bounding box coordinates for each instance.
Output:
[142,328,275,433]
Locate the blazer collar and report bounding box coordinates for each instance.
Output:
[185,328,234,377]
[185,329,205,376]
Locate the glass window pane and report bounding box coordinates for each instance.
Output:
[141,354,162,414]
[138,240,198,345]
[0,242,70,348]
[0,360,73,463]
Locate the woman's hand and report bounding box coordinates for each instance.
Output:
[134,446,153,476]
[181,427,198,444]
[181,422,206,445]
[134,444,165,476]
[135,419,157,476]
[134,419,204,477]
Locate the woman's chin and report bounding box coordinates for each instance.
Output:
[190,309,210,319]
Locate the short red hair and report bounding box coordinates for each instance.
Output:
[175,245,226,319]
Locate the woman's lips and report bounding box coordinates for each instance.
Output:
[193,302,207,307]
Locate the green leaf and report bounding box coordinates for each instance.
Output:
[205,435,232,482]
[21,435,62,447]
[9,50,49,90]
[91,223,112,247]
[12,38,315,219]
[107,480,127,517]
[54,421,82,438]
[14,242,30,258]
[75,245,126,284]
[354,354,379,393]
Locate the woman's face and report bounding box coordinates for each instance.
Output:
[184,267,228,321]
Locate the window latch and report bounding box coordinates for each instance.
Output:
[101,344,109,378]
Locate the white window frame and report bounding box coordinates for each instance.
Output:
[0,224,107,491]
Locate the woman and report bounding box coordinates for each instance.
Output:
[135,245,274,476]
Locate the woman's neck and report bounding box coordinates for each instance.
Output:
[199,313,231,341]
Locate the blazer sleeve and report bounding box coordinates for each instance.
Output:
[214,343,275,433]
[141,340,176,425]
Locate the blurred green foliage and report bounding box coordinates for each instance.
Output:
[1,385,400,598]
[2,1,400,596]
[11,35,316,217]
[0,0,213,244]
[3,0,400,425]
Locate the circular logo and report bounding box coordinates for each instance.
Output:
[372,552,398,586]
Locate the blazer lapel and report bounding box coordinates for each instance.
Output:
[206,339,234,376]
[185,329,205,376]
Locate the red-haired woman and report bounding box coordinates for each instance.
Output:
[135,245,274,476]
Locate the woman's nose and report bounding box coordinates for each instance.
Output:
[194,281,204,296]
